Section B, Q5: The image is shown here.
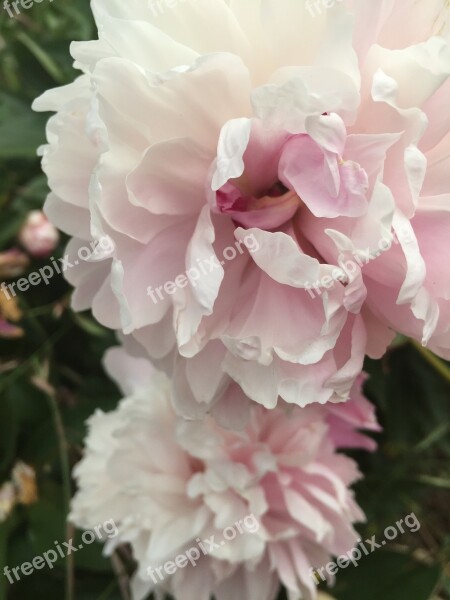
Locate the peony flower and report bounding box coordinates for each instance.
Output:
[0,482,16,523]
[18,210,60,258]
[71,347,379,600]
[34,0,450,415]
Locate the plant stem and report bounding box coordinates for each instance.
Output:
[45,387,74,600]
[411,340,450,385]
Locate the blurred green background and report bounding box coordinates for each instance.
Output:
[0,1,449,599]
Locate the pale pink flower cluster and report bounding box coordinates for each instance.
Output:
[35,0,450,597]
[71,348,379,600]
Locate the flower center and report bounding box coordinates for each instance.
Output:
[215,177,302,230]
[210,114,370,231]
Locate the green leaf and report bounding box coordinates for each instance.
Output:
[26,482,66,566]
[0,389,18,478]
[15,32,64,84]
[5,570,64,600]
[0,210,26,248]
[71,313,110,338]
[72,529,113,574]
[0,92,47,159]
[0,514,21,600]
[332,551,441,600]
[13,175,49,210]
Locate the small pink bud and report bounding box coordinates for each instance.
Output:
[19,211,59,258]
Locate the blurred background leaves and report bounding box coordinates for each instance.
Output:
[0,1,449,599]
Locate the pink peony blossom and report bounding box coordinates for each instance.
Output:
[18,210,59,258]
[70,347,379,600]
[33,0,450,415]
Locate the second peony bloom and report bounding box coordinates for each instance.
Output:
[71,347,380,600]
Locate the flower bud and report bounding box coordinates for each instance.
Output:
[19,211,59,258]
